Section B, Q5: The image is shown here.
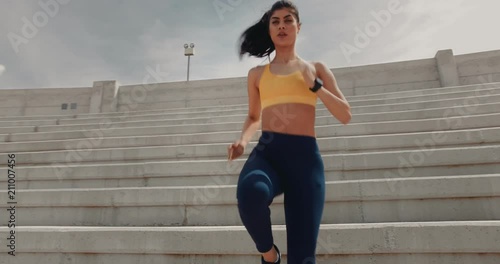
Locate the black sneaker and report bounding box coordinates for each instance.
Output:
[261,244,281,264]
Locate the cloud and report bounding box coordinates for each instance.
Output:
[0,0,498,89]
[323,0,472,67]
[0,65,5,76]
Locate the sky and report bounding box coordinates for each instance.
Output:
[0,0,499,89]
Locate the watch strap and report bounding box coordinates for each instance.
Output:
[309,78,323,93]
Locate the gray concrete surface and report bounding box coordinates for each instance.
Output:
[1,175,499,226]
[0,222,499,262]
[1,49,500,263]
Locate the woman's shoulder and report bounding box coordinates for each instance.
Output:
[300,58,321,68]
[248,64,268,85]
[248,64,267,74]
[300,59,331,78]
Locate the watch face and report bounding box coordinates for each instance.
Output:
[315,79,322,89]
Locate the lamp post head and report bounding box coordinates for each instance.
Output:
[184,42,195,56]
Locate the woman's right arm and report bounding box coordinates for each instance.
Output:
[238,66,262,145]
[228,66,261,160]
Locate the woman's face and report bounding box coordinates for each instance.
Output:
[269,8,300,47]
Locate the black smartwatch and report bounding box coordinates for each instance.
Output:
[309,78,323,93]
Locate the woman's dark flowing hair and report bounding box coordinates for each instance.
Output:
[238,0,300,60]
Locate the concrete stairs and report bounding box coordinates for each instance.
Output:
[1,81,500,263]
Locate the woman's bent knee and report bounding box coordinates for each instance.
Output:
[237,170,274,207]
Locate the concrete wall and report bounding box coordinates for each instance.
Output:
[116,77,247,111]
[333,58,440,96]
[456,49,500,85]
[2,49,500,116]
[0,87,92,117]
[117,57,441,110]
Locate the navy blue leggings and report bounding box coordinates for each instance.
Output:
[236,131,325,264]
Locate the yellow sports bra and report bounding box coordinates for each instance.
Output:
[259,63,317,110]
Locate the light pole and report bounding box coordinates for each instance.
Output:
[184,43,195,81]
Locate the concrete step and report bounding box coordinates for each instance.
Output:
[345,81,500,100]
[0,131,241,153]
[350,93,500,114]
[3,111,500,143]
[74,96,500,129]
[0,82,497,123]
[1,86,496,129]
[1,125,498,154]
[336,84,500,107]
[114,81,498,108]
[0,119,57,128]
[1,222,499,263]
[117,80,498,105]
[74,81,500,116]
[22,102,497,134]
[71,82,500,120]
[139,85,500,110]
[3,127,500,166]
[7,91,491,133]
[90,90,499,118]
[146,80,498,101]
[2,145,499,189]
[1,174,498,226]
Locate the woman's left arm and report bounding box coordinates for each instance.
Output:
[309,61,352,125]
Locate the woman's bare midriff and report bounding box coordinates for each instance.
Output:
[261,103,316,137]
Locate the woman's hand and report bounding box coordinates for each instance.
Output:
[300,61,318,88]
[228,140,246,161]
